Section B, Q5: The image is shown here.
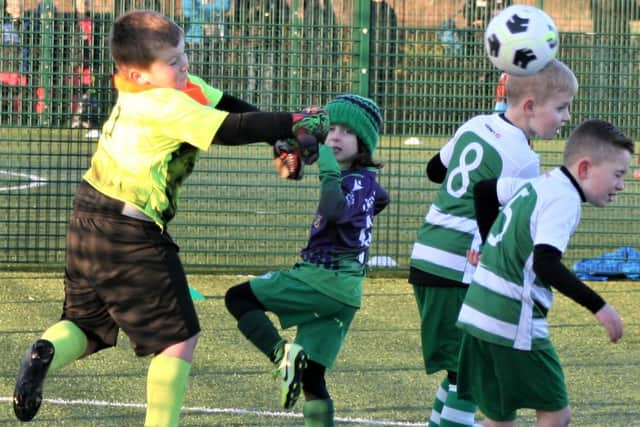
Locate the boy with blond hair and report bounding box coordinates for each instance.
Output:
[408,59,578,426]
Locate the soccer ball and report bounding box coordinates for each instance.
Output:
[484,5,559,76]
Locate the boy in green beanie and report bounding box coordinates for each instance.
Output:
[225,94,389,426]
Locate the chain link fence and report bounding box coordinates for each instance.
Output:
[2,0,640,272]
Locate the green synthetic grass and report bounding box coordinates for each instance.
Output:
[1,272,639,426]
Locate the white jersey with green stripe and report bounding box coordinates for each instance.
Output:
[457,168,582,350]
[84,75,228,227]
[410,113,539,284]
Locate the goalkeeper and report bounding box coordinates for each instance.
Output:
[225,94,389,426]
[12,9,327,427]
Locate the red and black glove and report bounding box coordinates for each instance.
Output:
[273,140,304,180]
[290,109,329,165]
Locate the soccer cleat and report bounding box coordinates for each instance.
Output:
[276,343,307,409]
[13,339,55,422]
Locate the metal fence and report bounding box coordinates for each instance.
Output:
[2,0,640,273]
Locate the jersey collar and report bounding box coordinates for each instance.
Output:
[560,165,586,202]
[113,73,210,106]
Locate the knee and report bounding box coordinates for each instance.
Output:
[537,406,571,427]
[224,282,262,319]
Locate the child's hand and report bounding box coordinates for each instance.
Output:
[273,140,304,180]
[291,110,329,164]
[595,304,624,343]
[466,249,481,266]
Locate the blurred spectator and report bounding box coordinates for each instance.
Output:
[590,0,640,158]
[71,0,100,136]
[234,0,290,107]
[302,0,339,93]
[370,0,401,102]
[463,0,512,30]
[0,0,37,124]
[183,0,230,46]
[461,0,512,111]
[589,0,640,98]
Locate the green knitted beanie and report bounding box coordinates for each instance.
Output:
[323,94,382,155]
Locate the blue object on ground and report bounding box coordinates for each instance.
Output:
[189,285,206,300]
[572,246,640,280]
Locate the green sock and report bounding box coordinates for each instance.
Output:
[237,310,284,362]
[40,320,88,372]
[440,384,477,427]
[144,354,191,427]
[303,399,335,427]
[428,377,449,426]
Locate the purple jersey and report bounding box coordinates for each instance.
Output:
[301,165,389,272]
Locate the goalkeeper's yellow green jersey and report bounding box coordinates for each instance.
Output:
[84,74,228,227]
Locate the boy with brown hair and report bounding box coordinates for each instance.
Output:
[457,118,632,426]
[12,9,327,426]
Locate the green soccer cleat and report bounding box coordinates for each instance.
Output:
[13,339,55,422]
[276,343,307,409]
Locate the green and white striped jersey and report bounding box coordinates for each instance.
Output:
[410,113,539,284]
[457,168,582,350]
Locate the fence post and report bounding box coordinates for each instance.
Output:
[355,0,371,96]
[290,0,302,107]
[38,0,55,127]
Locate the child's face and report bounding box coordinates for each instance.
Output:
[6,0,21,18]
[138,38,189,90]
[325,124,359,169]
[528,91,573,139]
[580,149,631,207]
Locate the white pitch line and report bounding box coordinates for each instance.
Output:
[0,169,48,192]
[0,397,427,426]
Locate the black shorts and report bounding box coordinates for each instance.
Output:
[61,182,200,356]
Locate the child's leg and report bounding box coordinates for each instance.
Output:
[429,376,449,426]
[13,320,89,421]
[302,360,334,427]
[225,281,308,409]
[475,419,514,427]
[225,282,285,361]
[40,319,90,371]
[535,406,571,427]
[144,334,198,427]
[440,379,477,427]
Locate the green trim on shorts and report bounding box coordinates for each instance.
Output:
[457,333,568,421]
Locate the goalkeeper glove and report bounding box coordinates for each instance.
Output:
[273,140,304,180]
[290,109,329,165]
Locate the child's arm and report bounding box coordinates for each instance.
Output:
[214,112,292,145]
[315,144,344,222]
[473,178,500,243]
[374,184,389,215]
[214,110,326,151]
[426,153,446,183]
[214,93,260,113]
[533,244,623,343]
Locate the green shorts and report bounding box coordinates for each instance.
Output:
[457,333,569,421]
[250,268,357,368]
[413,285,467,374]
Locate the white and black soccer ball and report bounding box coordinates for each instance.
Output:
[484,5,559,76]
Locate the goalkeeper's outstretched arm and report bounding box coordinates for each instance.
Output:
[214,112,292,146]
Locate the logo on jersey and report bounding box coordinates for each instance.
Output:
[484,123,501,139]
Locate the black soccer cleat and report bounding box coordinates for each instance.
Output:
[13,339,55,422]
